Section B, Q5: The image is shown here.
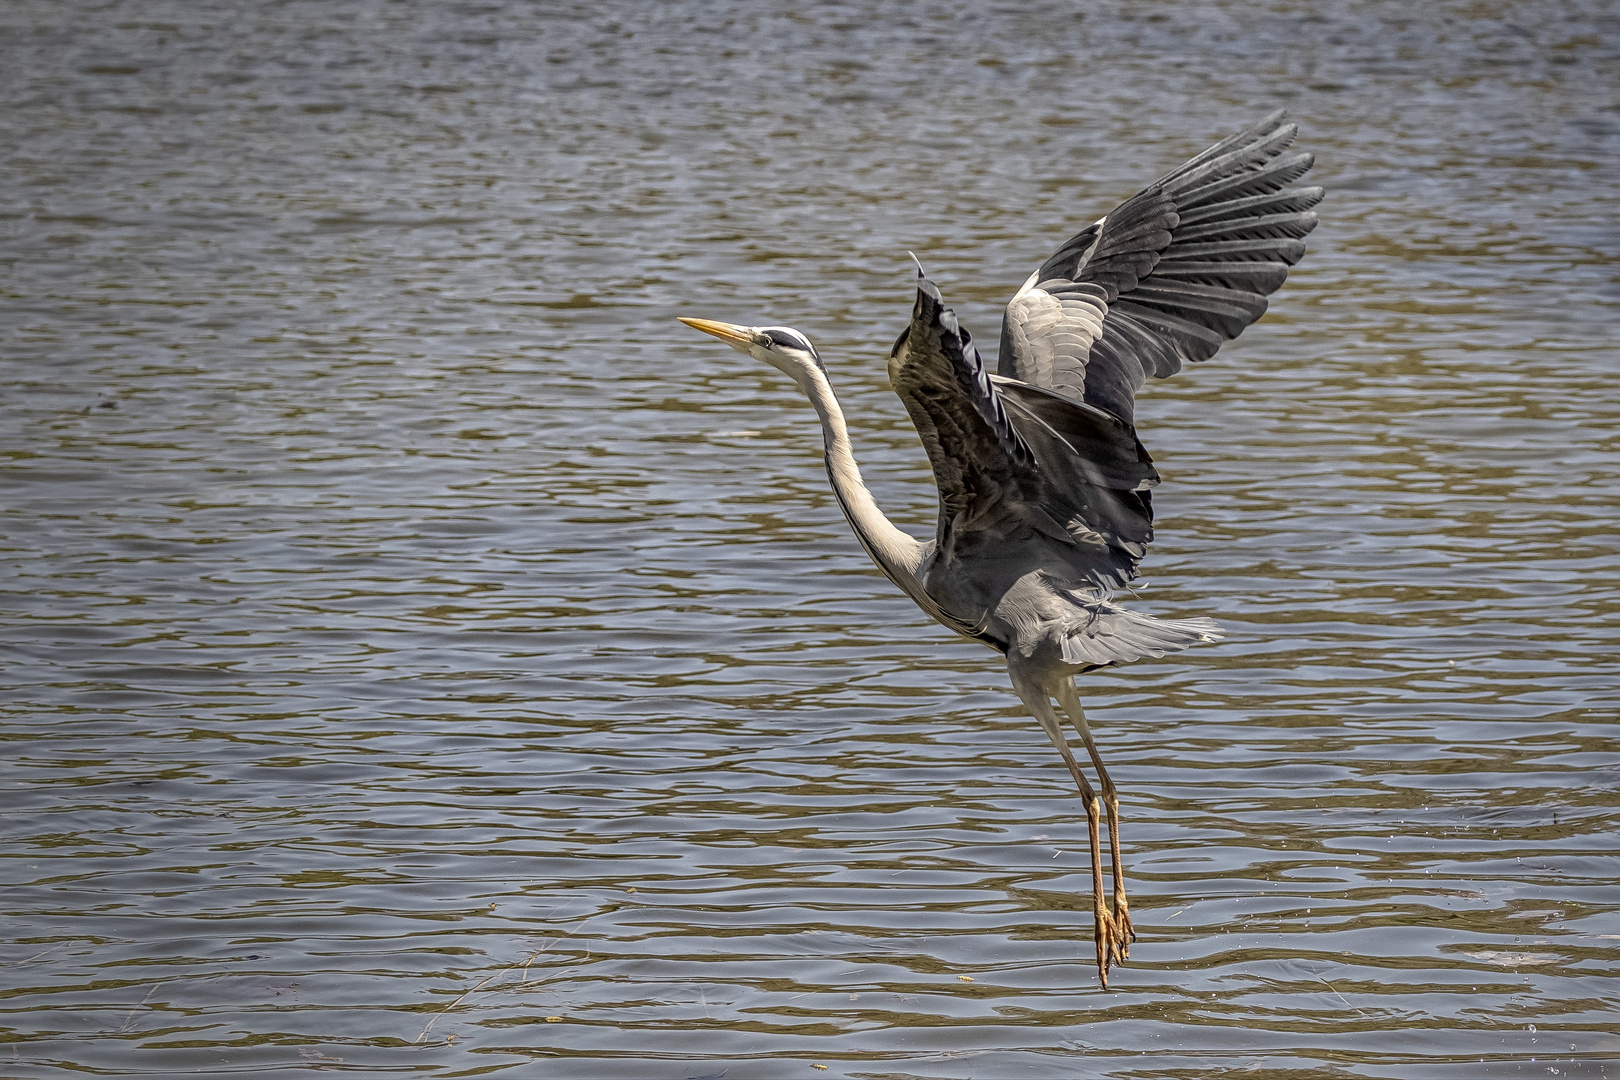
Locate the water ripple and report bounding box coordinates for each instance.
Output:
[3,0,1618,1076]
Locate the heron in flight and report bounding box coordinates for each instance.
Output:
[681,112,1320,986]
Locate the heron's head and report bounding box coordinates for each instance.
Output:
[678,318,822,380]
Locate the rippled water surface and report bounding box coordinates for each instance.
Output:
[3,1,1618,1076]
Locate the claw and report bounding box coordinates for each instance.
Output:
[1092,890,1114,986]
[1101,915,1115,975]
[1114,894,1136,960]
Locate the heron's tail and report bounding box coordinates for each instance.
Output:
[1057,594,1223,669]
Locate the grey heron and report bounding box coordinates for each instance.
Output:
[681,112,1321,986]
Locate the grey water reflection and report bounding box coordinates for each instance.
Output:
[2,0,1618,1076]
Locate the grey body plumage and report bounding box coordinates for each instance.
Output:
[681,112,1321,986]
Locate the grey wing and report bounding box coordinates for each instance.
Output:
[889,270,1030,557]
[997,110,1323,424]
[891,270,1159,597]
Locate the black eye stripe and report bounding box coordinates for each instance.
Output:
[763,328,816,356]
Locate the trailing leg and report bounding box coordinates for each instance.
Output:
[1056,677,1134,961]
[1007,661,1120,987]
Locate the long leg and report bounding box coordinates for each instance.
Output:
[1006,664,1119,987]
[1055,677,1134,962]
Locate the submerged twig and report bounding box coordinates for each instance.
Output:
[414,970,509,1045]
[413,914,601,1044]
[115,984,159,1034]
[1314,973,1370,1017]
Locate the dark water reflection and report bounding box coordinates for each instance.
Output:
[2,0,1618,1076]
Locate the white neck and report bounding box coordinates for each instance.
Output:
[792,363,929,584]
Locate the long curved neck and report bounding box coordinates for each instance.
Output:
[794,364,929,581]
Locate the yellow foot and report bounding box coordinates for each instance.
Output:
[1111,898,1136,962]
[1093,900,1135,981]
[1092,909,1114,987]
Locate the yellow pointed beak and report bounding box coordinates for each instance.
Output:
[678,317,755,347]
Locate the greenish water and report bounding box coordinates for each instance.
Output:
[2,1,1617,1076]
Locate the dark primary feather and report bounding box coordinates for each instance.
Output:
[889,269,1158,600]
[998,110,1323,425]
[889,271,1025,554]
[896,272,1029,469]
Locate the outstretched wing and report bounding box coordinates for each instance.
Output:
[889,270,1158,596]
[998,110,1322,424]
